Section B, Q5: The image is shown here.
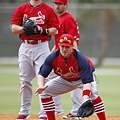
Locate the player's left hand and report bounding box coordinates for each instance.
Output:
[77,100,94,118]
[35,85,48,95]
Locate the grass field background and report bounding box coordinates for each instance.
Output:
[0,63,120,117]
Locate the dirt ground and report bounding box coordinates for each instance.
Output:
[0,115,120,120]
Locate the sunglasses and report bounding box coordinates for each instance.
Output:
[59,39,73,44]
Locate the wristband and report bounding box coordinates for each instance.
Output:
[42,28,49,35]
[82,89,91,97]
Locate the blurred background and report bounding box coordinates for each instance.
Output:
[0,0,120,67]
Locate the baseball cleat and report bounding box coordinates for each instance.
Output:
[16,114,29,120]
[63,113,79,120]
[39,116,48,120]
[55,111,64,116]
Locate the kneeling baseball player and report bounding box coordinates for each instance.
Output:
[35,34,107,120]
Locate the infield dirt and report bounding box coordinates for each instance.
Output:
[0,115,120,120]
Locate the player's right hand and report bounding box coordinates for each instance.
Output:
[35,85,48,95]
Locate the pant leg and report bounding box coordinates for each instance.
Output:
[40,77,83,120]
[53,95,64,114]
[18,44,35,115]
[38,71,64,117]
[70,88,82,116]
[47,71,64,114]
[90,73,106,120]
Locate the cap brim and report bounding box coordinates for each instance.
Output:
[58,43,73,47]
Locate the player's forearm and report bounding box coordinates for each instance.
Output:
[11,25,57,36]
[35,75,47,95]
[82,83,92,102]
[48,27,57,36]
[11,24,24,34]
[37,74,46,87]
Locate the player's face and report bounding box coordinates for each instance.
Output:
[30,0,41,4]
[59,46,73,59]
[54,3,67,15]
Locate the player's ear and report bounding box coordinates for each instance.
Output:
[64,3,68,8]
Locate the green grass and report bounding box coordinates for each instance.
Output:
[96,75,120,116]
[98,64,120,69]
[0,66,120,116]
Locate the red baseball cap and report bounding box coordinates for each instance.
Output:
[53,0,68,4]
[58,34,74,47]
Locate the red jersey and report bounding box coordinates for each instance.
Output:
[38,49,95,84]
[11,2,59,41]
[55,12,80,49]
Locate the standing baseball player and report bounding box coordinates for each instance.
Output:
[52,0,83,119]
[52,0,80,51]
[11,0,59,120]
[35,33,107,120]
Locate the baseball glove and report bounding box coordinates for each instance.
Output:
[77,100,94,118]
[22,18,40,36]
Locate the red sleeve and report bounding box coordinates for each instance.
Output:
[47,8,59,29]
[64,16,80,41]
[11,5,23,25]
